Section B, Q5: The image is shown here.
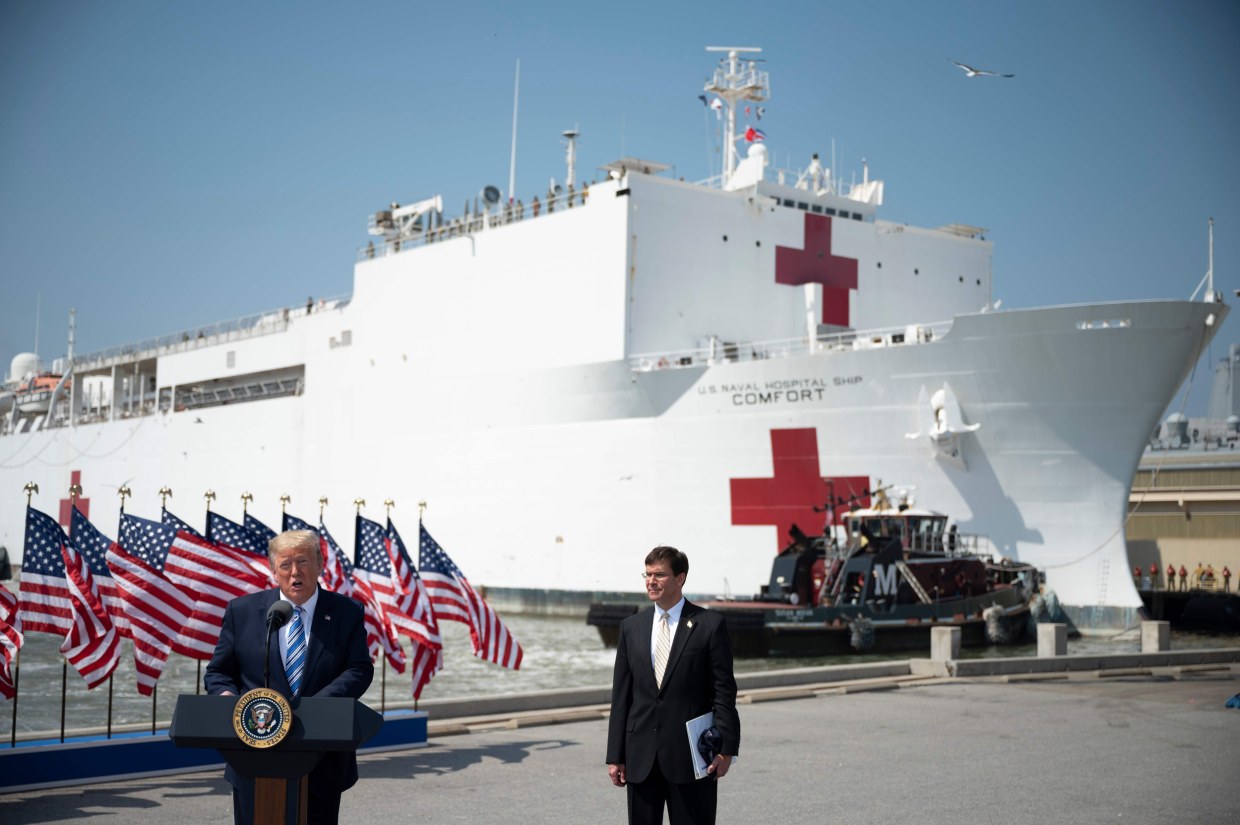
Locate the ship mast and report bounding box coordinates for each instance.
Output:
[704,46,768,187]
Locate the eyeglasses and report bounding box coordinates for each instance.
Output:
[641,571,673,581]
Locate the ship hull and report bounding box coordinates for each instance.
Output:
[0,299,1223,632]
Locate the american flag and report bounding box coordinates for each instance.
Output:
[357,517,441,648]
[386,519,443,699]
[207,511,274,585]
[0,584,22,700]
[17,506,121,689]
[244,513,278,543]
[69,507,130,639]
[208,511,270,558]
[161,509,200,536]
[316,519,406,673]
[357,516,429,674]
[418,523,523,671]
[108,514,198,695]
[164,507,271,659]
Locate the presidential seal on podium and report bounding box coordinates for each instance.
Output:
[232,688,293,748]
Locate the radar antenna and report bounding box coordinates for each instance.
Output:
[704,46,768,187]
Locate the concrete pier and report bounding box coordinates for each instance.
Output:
[1142,620,1171,652]
[1038,622,1068,657]
[930,626,960,661]
[2,655,1238,824]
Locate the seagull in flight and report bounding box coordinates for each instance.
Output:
[950,59,1014,78]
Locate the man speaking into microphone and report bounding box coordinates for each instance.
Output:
[206,530,373,825]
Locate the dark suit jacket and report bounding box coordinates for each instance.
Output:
[606,600,740,785]
[205,587,374,790]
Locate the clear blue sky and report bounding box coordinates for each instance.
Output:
[2,1,1237,415]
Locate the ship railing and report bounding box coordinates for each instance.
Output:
[628,321,952,371]
[905,532,991,559]
[67,295,350,373]
[695,164,872,201]
[357,186,593,261]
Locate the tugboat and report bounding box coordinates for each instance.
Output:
[588,487,1041,657]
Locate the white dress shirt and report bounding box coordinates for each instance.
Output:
[649,596,686,670]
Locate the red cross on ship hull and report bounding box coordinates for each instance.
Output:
[730,428,870,552]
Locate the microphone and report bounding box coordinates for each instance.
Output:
[264,600,294,690]
[266,600,293,630]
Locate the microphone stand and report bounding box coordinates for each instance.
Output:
[264,622,275,690]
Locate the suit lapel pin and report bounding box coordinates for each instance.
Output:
[687,620,694,629]
[325,614,332,621]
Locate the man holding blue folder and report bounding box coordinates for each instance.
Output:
[606,546,740,825]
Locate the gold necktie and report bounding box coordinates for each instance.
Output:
[654,611,671,688]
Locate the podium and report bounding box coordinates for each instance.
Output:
[170,694,383,825]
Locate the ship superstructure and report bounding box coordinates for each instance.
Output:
[0,49,1227,631]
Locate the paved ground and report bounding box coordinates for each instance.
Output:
[3,672,1238,825]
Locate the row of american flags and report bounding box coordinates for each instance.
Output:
[0,503,523,703]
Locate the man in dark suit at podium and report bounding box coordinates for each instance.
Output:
[206,530,374,825]
[606,546,740,825]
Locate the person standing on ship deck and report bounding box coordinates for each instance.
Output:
[205,530,373,825]
[606,546,740,825]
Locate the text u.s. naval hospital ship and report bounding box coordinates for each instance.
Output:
[0,49,1228,631]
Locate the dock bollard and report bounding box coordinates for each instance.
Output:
[1141,620,1170,653]
[930,626,960,661]
[1037,623,1067,657]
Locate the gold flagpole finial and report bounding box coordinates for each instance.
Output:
[118,485,132,514]
[240,491,253,514]
[159,487,173,509]
[69,482,83,505]
[354,498,365,515]
[24,481,39,506]
[418,500,427,519]
[204,490,216,509]
[280,494,291,513]
[318,496,328,519]
[384,499,395,518]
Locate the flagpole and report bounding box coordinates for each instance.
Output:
[416,497,427,711]
[116,485,132,741]
[203,489,215,535]
[14,483,37,747]
[59,660,67,743]
[161,486,203,696]
[106,676,114,739]
[60,480,84,744]
[8,649,18,748]
[241,491,253,516]
[384,497,396,715]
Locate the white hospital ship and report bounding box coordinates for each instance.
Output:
[0,50,1227,630]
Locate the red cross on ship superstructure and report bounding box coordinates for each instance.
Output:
[730,428,870,552]
[775,213,858,327]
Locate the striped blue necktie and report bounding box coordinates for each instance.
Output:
[285,605,306,696]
